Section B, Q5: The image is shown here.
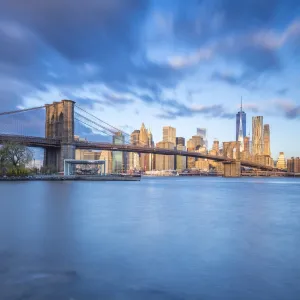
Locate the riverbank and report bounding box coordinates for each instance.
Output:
[0,175,141,181]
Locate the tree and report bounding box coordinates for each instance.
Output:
[1,142,33,168]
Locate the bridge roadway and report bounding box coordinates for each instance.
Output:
[0,134,282,172]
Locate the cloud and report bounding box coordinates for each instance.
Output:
[274,99,300,119]
[156,102,235,120]
[276,88,289,95]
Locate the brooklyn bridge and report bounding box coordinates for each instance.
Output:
[0,99,288,177]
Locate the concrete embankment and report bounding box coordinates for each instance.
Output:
[0,175,141,182]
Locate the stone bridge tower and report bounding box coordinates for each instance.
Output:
[44,100,75,172]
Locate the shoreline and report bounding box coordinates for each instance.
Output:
[0,175,141,181]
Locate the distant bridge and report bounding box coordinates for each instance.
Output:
[0,100,287,177]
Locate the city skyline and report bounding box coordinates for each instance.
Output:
[0,1,300,158]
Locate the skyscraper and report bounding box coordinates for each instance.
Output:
[263,124,271,156]
[237,101,245,152]
[197,128,207,147]
[176,137,185,146]
[252,116,264,155]
[112,131,127,173]
[236,99,246,141]
[276,152,287,169]
[163,126,176,145]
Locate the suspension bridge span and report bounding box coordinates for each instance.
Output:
[0,100,285,177]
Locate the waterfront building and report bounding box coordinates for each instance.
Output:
[129,129,140,171]
[176,137,185,146]
[75,150,101,161]
[139,123,149,171]
[276,152,287,169]
[287,157,300,173]
[99,151,112,174]
[175,144,187,171]
[195,159,209,171]
[263,124,271,156]
[252,116,264,155]
[112,131,127,173]
[163,126,176,145]
[236,100,246,141]
[155,141,175,170]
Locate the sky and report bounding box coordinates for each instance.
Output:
[0,0,300,158]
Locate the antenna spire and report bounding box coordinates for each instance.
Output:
[241,96,243,112]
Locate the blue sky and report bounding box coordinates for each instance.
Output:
[0,0,300,158]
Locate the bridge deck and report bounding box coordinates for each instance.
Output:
[0,134,285,172]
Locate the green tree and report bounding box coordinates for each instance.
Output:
[1,142,33,168]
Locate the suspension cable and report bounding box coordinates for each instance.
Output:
[0,106,45,117]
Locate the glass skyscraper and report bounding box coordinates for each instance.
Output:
[112,131,127,173]
[236,111,246,141]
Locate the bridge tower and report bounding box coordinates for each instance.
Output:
[44,100,75,172]
[222,141,242,177]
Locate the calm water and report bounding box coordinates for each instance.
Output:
[0,177,300,300]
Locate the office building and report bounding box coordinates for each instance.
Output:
[75,149,101,161]
[276,152,287,169]
[163,126,176,145]
[252,116,264,155]
[99,151,112,174]
[175,144,187,170]
[263,124,271,156]
[155,141,175,170]
[130,130,140,145]
[212,140,219,154]
[112,131,127,173]
[176,137,185,146]
[236,100,246,141]
[197,128,207,147]
[287,157,300,173]
[195,159,209,171]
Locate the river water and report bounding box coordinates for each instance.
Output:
[0,177,300,300]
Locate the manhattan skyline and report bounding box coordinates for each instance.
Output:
[0,0,299,157]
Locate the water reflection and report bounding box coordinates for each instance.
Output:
[0,177,300,299]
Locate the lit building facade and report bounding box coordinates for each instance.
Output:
[155,141,175,170]
[163,126,176,145]
[287,157,300,173]
[276,152,287,169]
[236,109,246,141]
[252,116,264,156]
[112,131,127,173]
[175,144,187,170]
[263,124,271,156]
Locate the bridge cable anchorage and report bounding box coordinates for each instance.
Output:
[0,106,45,117]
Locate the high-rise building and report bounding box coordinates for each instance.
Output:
[99,151,112,174]
[197,128,208,148]
[276,152,287,169]
[139,123,149,171]
[212,140,220,154]
[112,131,127,173]
[175,144,187,170]
[187,135,203,150]
[163,126,176,145]
[243,136,250,154]
[236,99,246,141]
[287,157,300,173]
[176,137,185,146]
[139,123,148,146]
[130,130,140,145]
[252,116,264,155]
[128,130,140,171]
[263,124,271,156]
[155,141,175,170]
